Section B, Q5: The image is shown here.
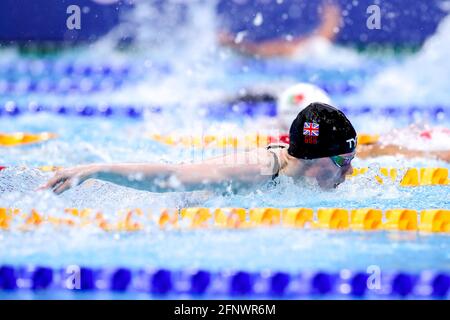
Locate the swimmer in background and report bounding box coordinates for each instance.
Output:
[228,82,450,163]
[41,103,357,194]
[278,84,449,162]
[217,0,341,58]
[356,126,450,162]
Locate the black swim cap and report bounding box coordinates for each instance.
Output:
[288,102,357,159]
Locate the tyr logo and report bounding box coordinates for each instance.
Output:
[346,138,357,148]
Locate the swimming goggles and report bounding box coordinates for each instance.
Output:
[330,153,355,168]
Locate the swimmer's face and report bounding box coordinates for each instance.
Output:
[304,152,354,189]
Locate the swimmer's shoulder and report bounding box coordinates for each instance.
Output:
[203,143,288,167]
[265,142,289,155]
[254,142,289,168]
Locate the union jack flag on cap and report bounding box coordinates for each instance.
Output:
[303,122,319,136]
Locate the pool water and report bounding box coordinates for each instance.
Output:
[0,111,449,300]
[1,7,450,299]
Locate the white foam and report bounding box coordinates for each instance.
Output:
[0,168,212,214]
[292,37,366,68]
[347,14,450,105]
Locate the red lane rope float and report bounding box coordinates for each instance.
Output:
[0,132,57,147]
[1,207,449,233]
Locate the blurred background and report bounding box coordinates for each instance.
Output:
[1,0,450,164]
[1,0,449,110]
[0,0,447,46]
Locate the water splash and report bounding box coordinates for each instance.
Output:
[347,14,450,106]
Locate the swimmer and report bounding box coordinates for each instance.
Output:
[356,126,450,162]
[218,1,341,58]
[277,83,331,130]
[227,82,332,130]
[229,83,449,162]
[41,103,357,194]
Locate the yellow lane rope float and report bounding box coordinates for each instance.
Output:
[0,132,57,147]
[0,207,449,233]
[149,133,380,147]
[0,132,379,148]
[348,167,449,186]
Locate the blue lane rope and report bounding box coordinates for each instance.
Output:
[0,78,127,94]
[0,62,165,78]
[207,102,449,120]
[0,60,370,95]
[0,101,448,120]
[0,102,161,118]
[0,265,449,298]
[0,79,358,95]
[0,61,370,79]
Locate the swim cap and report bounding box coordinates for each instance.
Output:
[288,102,357,159]
[278,83,331,130]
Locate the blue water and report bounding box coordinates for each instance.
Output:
[1,113,449,291]
[0,226,449,272]
[1,31,450,299]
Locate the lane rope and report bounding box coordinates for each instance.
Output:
[150,133,381,147]
[1,207,449,233]
[0,132,57,147]
[0,265,448,298]
[0,132,379,147]
[1,102,448,120]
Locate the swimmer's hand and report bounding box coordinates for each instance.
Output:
[38,164,99,194]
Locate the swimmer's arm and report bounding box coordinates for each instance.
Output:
[40,163,178,194]
[218,33,307,58]
[90,163,266,192]
[217,3,340,58]
[42,153,272,193]
[105,163,259,179]
[95,160,268,184]
[315,3,341,40]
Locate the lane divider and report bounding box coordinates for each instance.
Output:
[0,132,288,148]
[349,167,449,186]
[0,265,448,298]
[0,76,357,96]
[0,79,354,95]
[0,59,369,80]
[0,132,380,148]
[209,102,449,119]
[151,133,379,147]
[0,60,360,79]
[0,165,62,172]
[0,132,57,147]
[0,78,126,94]
[0,62,134,77]
[1,207,449,233]
[152,133,285,148]
[0,102,158,118]
[1,102,448,120]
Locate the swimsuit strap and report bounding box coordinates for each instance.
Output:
[266,143,289,180]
